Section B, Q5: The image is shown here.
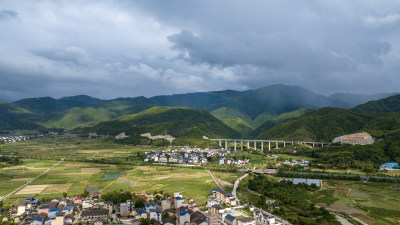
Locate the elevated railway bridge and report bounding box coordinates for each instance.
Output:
[209,138,331,151]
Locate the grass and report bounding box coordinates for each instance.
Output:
[123,166,218,205]
[321,180,400,224]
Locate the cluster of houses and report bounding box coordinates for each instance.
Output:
[7,196,76,225]
[207,203,279,225]
[282,160,309,167]
[0,135,29,144]
[218,157,250,166]
[143,148,231,165]
[5,191,225,225]
[206,189,281,225]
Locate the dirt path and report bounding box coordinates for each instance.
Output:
[206,170,223,190]
[333,213,352,225]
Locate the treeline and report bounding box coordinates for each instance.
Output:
[0,156,21,167]
[247,174,340,225]
[115,135,221,148]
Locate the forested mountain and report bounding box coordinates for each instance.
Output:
[0,102,36,128]
[13,95,103,115]
[40,97,160,129]
[257,108,371,141]
[353,94,400,113]
[257,107,400,142]
[0,85,396,134]
[329,92,396,108]
[75,106,240,139]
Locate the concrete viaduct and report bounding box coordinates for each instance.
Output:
[209,138,331,151]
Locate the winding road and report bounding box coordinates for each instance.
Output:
[232,173,248,197]
[206,170,223,190]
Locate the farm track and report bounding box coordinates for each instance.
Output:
[0,160,63,201]
[206,170,223,190]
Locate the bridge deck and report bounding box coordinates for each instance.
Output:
[209,138,331,144]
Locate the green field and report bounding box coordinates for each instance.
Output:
[317,180,400,225]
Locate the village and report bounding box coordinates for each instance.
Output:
[0,136,29,144]
[143,148,251,167]
[4,187,282,225]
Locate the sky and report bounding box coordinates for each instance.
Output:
[1,0,400,101]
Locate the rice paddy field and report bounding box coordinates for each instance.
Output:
[0,137,153,161]
[316,180,400,225]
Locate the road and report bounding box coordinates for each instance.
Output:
[206,170,223,190]
[232,173,248,197]
[0,160,63,201]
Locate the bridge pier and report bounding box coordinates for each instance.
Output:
[254,141,256,150]
[247,141,250,149]
[268,142,271,151]
[225,140,228,150]
[312,142,315,148]
[219,141,222,147]
[276,142,278,149]
[261,142,264,151]
[322,143,324,147]
[234,141,237,151]
[241,141,243,151]
[283,142,286,148]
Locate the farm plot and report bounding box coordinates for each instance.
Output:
[15,185,49,195]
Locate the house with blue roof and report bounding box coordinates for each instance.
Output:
[145,203,158,214]
[31,216,45,225]
[175,196,185,209]
[224,214,236,225]
[380,162,400,170]
[178,210,190,225]
[48,208,60,217]
[135,209,147,220]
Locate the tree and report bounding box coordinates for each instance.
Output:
[139,219,150,225]
[62,192,68,198]
[135,198,145,208]
[81,186,89,198]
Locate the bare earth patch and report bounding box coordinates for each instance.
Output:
[11,178,32,181]
[137,166,156,172]
[76,150,101,154]
[43,183,73,194]
[118,179,136,187]
[353,213,375,225]
[328,203,362,214]
[64,163,90,167]
[16,185,49,195]
[81,168,101,173]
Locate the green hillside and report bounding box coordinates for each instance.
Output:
[76,106,240,139]
[221,118,252,135]
[13,95,103,115]
[353,94,400,113]
[0,102,37,128]
[257,108,372,141]
[41,97,160,129]
[211,107,314,136]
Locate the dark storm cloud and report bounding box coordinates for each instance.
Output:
[0,0,400,101]
[0,10,17,21]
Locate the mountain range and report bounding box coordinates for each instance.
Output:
[0,84,398,139]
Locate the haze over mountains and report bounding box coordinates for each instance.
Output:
[1,84,399,140]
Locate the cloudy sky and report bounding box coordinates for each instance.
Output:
[1,0,400,101]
